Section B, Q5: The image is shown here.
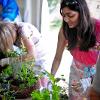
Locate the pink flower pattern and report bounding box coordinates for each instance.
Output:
[68,19,100,100]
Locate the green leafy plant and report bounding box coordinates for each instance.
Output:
[31,89,50,100]
[15,62,38,89]
[0,64,15,100]
[50,19,62,29]
[48,0,60,13]
[0,50,38,99]
[31,72,68,100]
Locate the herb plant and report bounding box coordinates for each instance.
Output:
[0,50,38,99]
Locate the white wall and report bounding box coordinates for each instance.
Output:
[86,0,100,19]
[17,0,43,32]
[17,0,50,33]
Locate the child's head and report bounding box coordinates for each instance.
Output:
[0,22,17,52]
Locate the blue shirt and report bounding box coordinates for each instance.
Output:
[0,0,19,21]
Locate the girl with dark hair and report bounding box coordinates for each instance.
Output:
[51,0,100,99]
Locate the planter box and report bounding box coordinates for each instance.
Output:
[0,54,43,99]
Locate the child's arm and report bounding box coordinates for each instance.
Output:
[16,23,36,58]
[21,33,35,58]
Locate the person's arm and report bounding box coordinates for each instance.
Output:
[15,22,37,58]
[21,33,35,58]
[51,27,67,76]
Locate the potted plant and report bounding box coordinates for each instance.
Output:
[31,73,69,100]
[0,50,39,99]
[0,50,69,100]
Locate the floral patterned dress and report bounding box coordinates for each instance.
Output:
[68,19,100,100]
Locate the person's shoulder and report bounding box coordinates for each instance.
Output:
[93,18,100,33]
[94,18,100,26]
[94,18,100,41]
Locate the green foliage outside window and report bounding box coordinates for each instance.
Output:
[48,0,60,13]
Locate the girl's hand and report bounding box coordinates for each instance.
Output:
[71,81,82,92]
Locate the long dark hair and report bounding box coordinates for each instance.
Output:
[60,0,96,51]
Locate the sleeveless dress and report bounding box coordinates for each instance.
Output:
[68,19,100,100]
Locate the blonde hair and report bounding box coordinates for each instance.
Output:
[0,21,17,52]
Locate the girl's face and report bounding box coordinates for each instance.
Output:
[61,7,79,28]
